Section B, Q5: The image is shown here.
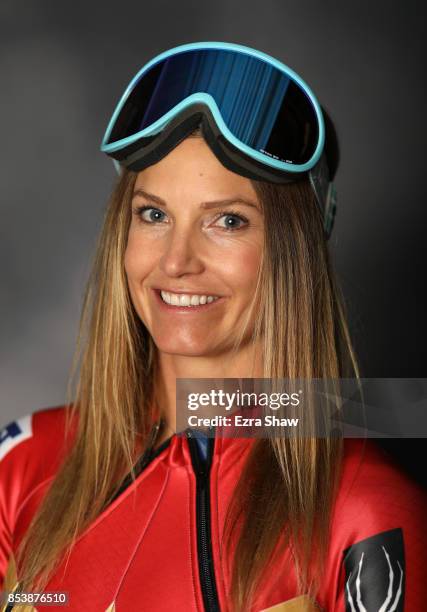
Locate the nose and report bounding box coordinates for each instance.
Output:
[158,223,205,278]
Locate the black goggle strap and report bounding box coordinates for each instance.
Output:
[308,149,337,239]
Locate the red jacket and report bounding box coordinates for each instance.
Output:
[0,405,426,611]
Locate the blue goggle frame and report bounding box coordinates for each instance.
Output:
[101,41,336,237]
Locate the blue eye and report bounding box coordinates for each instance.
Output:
[133,206,166,223]
[132,206,249,231]
[216,211,248,231]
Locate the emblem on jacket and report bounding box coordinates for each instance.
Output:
[0,415,33,461]
[343,527,404,611]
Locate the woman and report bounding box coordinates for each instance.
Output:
[0,42,426,612]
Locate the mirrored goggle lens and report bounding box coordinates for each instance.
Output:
[107,49,320,165]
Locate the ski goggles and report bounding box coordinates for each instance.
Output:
[101,42,337,237]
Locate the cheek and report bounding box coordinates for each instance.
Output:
[124,232,154,283]
[221,242,262,296]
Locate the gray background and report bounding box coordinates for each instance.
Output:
[1,1,426,429]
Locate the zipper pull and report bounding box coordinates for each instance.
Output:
[186,429,210,477]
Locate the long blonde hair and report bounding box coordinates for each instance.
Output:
[14,132,358,611]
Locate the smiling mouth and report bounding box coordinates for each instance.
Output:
[153,288,223,310]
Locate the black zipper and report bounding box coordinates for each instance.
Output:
[186,429,220,612]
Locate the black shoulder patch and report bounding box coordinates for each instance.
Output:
[343,527,405,611]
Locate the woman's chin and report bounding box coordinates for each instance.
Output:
[153,338,215,358]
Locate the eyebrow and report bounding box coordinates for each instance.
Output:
[132,188,260,211]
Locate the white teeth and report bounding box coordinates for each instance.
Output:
[160,291,220,307]
[179,294,191,307]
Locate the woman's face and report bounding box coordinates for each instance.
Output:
[124,136,264,357]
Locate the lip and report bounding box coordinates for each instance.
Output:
[153,287,222,297]
[152,288,226,312]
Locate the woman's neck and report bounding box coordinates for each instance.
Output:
[152,343,263,445]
